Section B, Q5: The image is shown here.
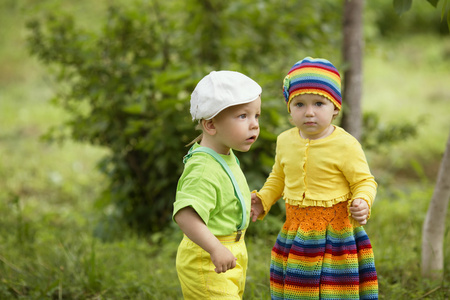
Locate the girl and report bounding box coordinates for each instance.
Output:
[251,57,378,299]
[173,70,262,299]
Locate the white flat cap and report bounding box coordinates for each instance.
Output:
[190,70,262,120]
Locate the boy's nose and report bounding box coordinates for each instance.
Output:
[250,118,259,129]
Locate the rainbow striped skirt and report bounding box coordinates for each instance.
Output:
[270,201,378,299]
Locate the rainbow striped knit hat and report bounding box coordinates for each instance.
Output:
[283,57,342,112]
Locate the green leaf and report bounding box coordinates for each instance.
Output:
[447,7,450,30]
[123,103,145,114]
[427,0,439,8]
[428,0,450,30]
[393,0,412,15]
[442,0,448,21]
[124,120,146,135]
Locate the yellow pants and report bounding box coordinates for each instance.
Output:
[176,232,248,299]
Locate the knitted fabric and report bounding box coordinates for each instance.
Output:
[270,201,378,299]
[283,57,342,112]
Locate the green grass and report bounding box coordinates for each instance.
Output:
[1,1,450,299]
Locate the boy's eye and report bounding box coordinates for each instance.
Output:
[238,114,247,119]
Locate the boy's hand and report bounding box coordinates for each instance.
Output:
[210,244,237,273]
[349,198,369,225]
[250,193,264,222]
[174,207,237,273]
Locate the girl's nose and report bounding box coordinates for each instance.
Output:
[305,105,315,116]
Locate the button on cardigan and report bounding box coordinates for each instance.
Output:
[255,126,377,226]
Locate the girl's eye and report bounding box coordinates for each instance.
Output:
[295,102,303,107]
[315,102,324,106]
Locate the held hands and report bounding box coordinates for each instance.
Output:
[250,193,264,222]
[210,244,237,273]
[349,198,369,225]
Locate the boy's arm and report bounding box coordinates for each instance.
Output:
[174,206,237,273]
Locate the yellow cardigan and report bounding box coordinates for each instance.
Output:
[255,126,377,226]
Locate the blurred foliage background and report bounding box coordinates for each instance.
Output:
[1,0,449,298]
[24,0,347,233]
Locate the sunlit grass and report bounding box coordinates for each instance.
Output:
[364,35,450,174]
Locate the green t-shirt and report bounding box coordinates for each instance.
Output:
[173,144,251,236]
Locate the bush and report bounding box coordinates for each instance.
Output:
[26,0,342,233]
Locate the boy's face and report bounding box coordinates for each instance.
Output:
[211,97,261,154]
[289,93,339,140]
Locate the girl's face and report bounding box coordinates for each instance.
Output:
[289,93,339,140]
[209,97,261,155]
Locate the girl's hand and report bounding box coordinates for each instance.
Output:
[210,245,237,273]
[250,193,264,222]
[349,198,369,225]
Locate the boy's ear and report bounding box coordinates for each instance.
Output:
[202,119,217,135]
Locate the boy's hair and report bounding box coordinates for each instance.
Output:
[186,123,203,147]
[283,57,342,112]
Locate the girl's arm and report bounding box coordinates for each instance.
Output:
[174,206,237,273]
[341,140,377,225]
[345,145,377,205]
[254,151,285,219]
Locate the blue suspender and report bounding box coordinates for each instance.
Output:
[183,146,246,231]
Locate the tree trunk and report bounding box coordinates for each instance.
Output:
[421,129,450,279]
[340,0,364,141]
